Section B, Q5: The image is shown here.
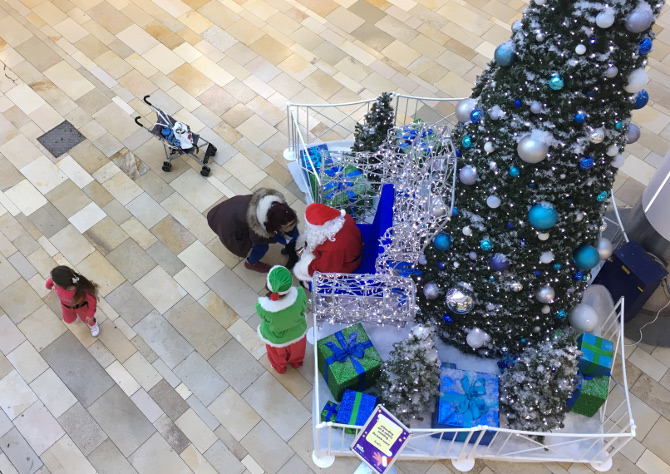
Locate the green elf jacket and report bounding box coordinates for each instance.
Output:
[255,286,308,347]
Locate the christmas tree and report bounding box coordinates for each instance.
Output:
[376,325,441,425]
[416,0,663,357]
[500,331,580,439]
[351,92,395,181]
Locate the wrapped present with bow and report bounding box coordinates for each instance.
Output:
[569,373,609,417]
[320,401,339,423]
[317,323,382,401]
[576,333,614,378]
[335,389,377,434]
[321,164,369,219]
[431,363,499,445]
[299,144,329,172]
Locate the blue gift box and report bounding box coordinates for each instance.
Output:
[431,364,499,445]
[335,389,377,433]
[577,333,614,378]
[299,144,329,172]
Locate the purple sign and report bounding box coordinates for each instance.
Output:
[350,405,412,474]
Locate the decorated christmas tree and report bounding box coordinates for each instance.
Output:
[351,92,395,181]
[376,325,441,425]
[416,0,663,357]
[500,330,580,439]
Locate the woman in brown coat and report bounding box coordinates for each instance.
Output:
[207,188,299,273]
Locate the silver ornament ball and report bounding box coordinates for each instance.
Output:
[596,237,613,259]
[466,327,490,349]
[459,165,478,185]
[517,134,549,163]
[605,66,618,78]
[535,285,555,304]
[590,128,605,144]
[510,281,523,292]
[423,282,440,300]
[446,283,475,314]
[455,98,477,123]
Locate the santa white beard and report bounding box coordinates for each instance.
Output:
[301,216,346,252]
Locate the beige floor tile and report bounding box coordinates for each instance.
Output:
[117,24,161,55]
[0,16,33,47]
[0,369,38,419]
[223,154,267,189]
[97,319,137,363]
[160,192,213,243]
[121,217,158,249]
[14,401,65,455]
[173,267,209,300]
[123,352,162,392]
[134,265,187,314]
[56,155,95,189]
[208,387,261,441]
[7,340,49,383]
[143,43,186,75]
[637,449,670,473]
[258,355,312,400]
[629,347,668,382]
[69,202,107,233]
[198,290,239,329]
[128,432,192,474]
[176,408,217,452]
[101,171,144,205]
[29,368,77,418]
[106,360,141,396]
[41,434,96,474]
[17,305,67,352]
[93,103,138,142]
[76,250,125,297]
[180,444,219,474]
[6,82,47,116]
[43,61,95,101]
[228,318,266,360]
[177,241,224,282]
[168,63,215,97]
[4,180,47,216]
[54,17,90,43]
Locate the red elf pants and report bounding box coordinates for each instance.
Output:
[266,336,307,373]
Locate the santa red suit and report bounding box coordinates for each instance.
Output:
[293,203,364,281]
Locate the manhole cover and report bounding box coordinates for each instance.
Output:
[37,120,86,158]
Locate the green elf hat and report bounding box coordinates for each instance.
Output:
[266,265,293,301]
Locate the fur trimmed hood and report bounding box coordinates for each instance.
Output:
[247,188,286,238]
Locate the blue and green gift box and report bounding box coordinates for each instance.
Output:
[335,389,377,434]
[567,373,609,417]
[317,323,382,401]
[431,363,500,445]
[576,333,614,378]
[321,401,339,423]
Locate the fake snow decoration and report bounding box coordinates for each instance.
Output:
[624,68,649,93]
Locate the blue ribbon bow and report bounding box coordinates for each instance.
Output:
[441,376,488,428]
[388,261,423,277]
[323,401,338,421]
[324,331,372,391]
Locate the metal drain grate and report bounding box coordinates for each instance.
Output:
[37,120,86,157]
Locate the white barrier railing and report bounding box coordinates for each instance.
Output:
[312,297,633,472]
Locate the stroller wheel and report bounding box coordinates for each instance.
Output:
[210,146,217,156]
[200,166,210,177]
[162,161,172,172]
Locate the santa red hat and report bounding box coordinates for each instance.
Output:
[305,203,345,226]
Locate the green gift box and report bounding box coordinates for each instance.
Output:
[317,323,382,401]
[571,374,609,417]
[320,401,339,423]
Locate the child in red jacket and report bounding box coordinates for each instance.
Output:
[46,265,100,336]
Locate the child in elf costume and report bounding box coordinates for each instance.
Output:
[255,265,308,373]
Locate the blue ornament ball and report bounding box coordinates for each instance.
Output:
[574,111,587,123]
[579,157,594,170]
[434,233,452,251]
[514,99,522,108]
[461,136,472,148]
[553,263,562,270]
[509,166,520,177]
[480,239,493,251]
[443,315,453,324]
[573,244,600,270]
[470,109,484,123]
[549,75,564,90]
[556,310,567,320]
[573,270,584,281]
[528,202,558,230]
[535,270,542,276]
[494,41,515,66]
[452,207,459,217]
[639,37,652,54]
[596,191,608,202]
[634,90,649,109]
[489,253,510,272]
[505,221,514,229]
[455,150,461,157]
[438,261,446,270]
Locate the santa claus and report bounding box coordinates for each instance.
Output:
[293,203,364,282]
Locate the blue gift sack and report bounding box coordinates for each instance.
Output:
[431,364,499,445]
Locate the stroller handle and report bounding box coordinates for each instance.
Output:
[135,116,143,127]
[143,95,152,106]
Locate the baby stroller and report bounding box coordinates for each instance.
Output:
[135,95,217,176]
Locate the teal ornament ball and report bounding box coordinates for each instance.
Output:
[573,244,600,270]
[528,202,558,230]
[462,136,472,148]
[596,191,608,202]
[615,121,623,130]
[480,239,493,251]
[556,310,567,320]
[509,166,520,177]
[494,41,515,66]
[553,263,562,270]
[434,233,452,251]
[549,75,564,90]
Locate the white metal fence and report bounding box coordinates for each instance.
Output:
[312,297,634,472]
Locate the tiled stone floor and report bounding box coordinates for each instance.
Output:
[0,0,669,473]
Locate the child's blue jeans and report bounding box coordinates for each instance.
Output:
[247,244,269,264]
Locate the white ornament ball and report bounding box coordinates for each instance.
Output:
[535,0,546,5]
[488,105,504,120]
[541,305,551,314]
[459,165,478,185]
[469,251,477,260]
[484,141,495,154]
[455,98,478,123]
[575,44,587,55]
[575,211,585,222]
[590,128,605,144]
[431,203,447,217]
[611,154,625,168]
[487,196,501,208]
[596,9,615,29]
[569,304,599,332]
[466,328,491,349]
[463,226,473,236]
[560,174,566,179]
[454,262,460,268]
[419,254,427,265]
[517,134,549,163]
[605,66,619,78]
[624,68,649,93]
[538,232,550,241]
[530,102,543,114]
[625,2,655,33]
[536,285,555,303]
[536,32,546,42]
[512,20,523,31]
[489,160,497,169]
[607,145,619,157]
[540,251,555,263]
[596,237,614,259]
